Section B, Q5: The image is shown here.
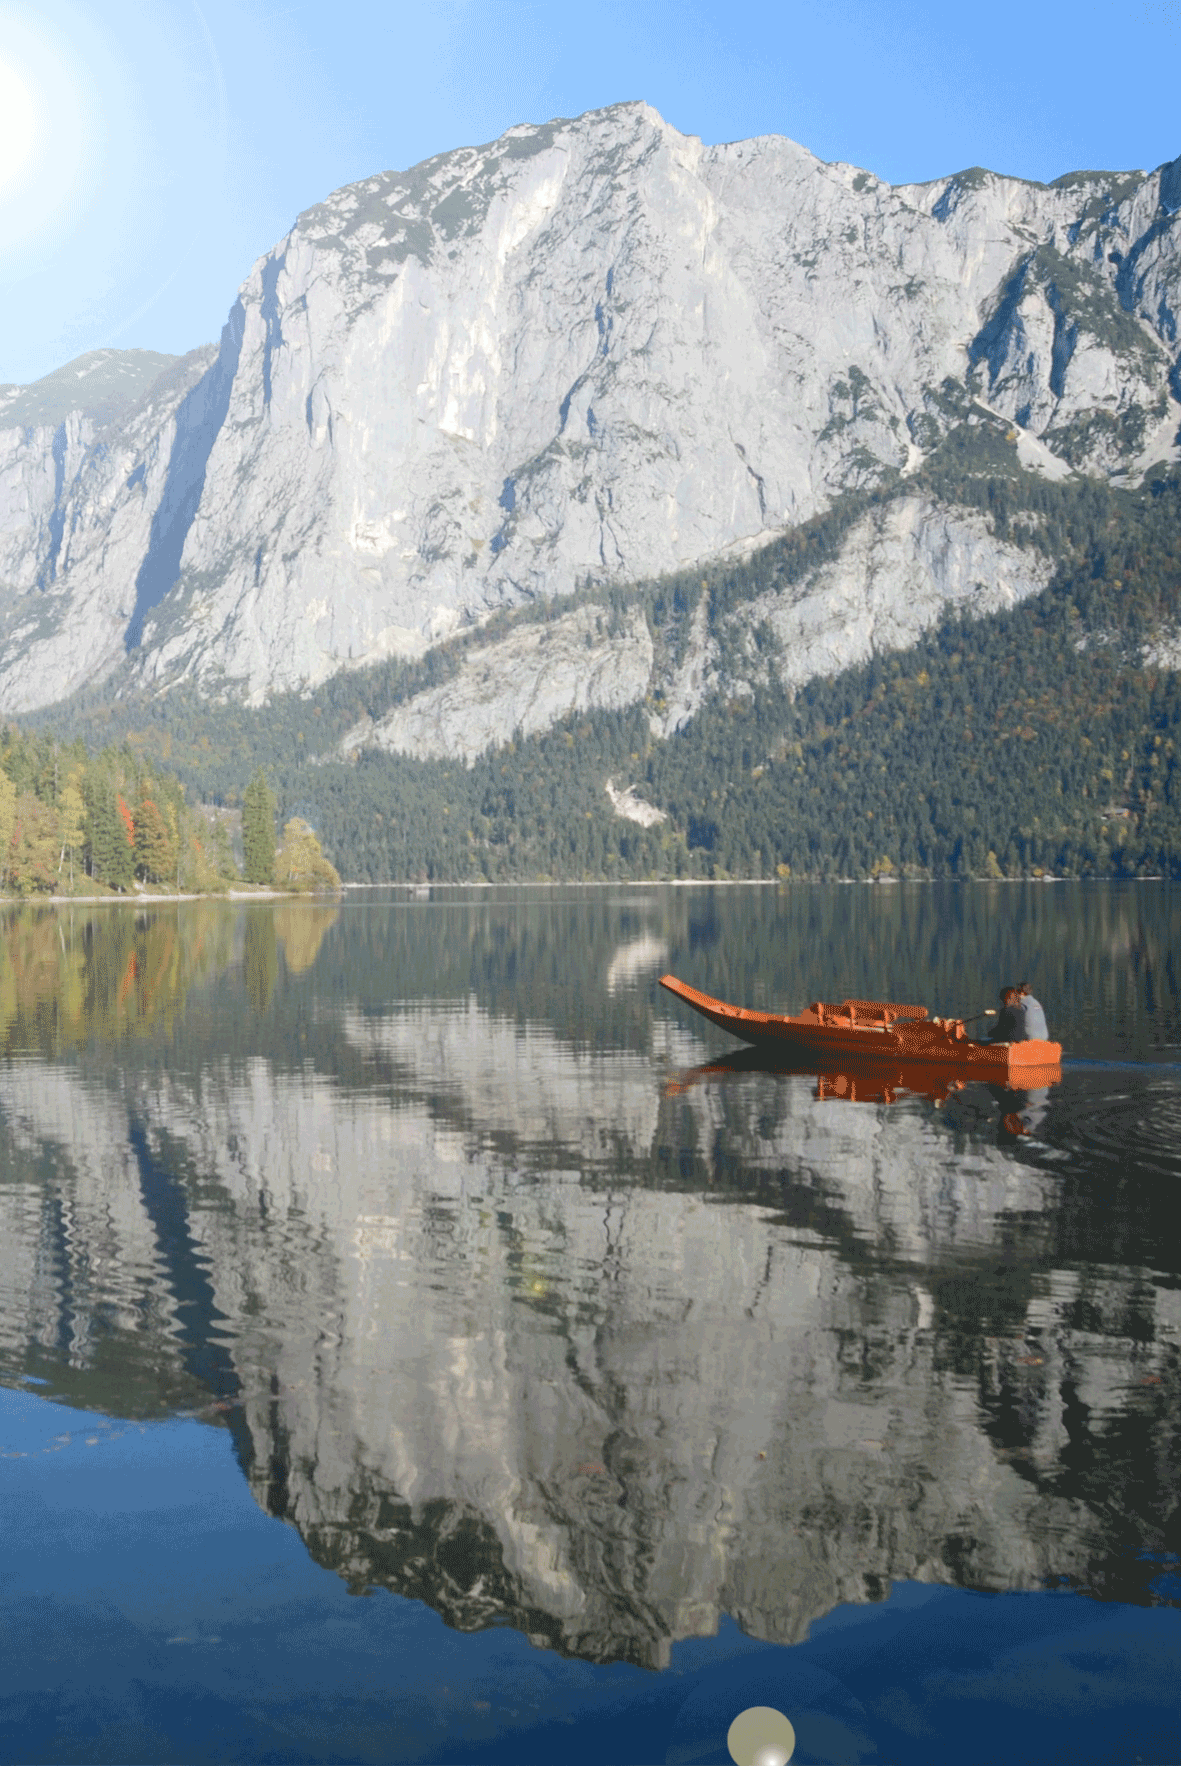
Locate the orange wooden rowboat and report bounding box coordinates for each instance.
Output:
[658,974,1062,1079]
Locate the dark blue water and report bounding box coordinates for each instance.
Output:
[1,883,1179,1764]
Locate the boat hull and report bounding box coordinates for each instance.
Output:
[658,974,1062,1077]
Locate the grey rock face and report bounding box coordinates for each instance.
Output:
[339,603,653,763]
[0,346,220,711]
[0,108,1177,729]
[338,493,1053,761]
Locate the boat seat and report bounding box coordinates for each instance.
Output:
[814,999,928,1025]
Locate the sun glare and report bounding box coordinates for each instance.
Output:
[0,58,38,200]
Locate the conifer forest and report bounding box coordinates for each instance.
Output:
[10,454,1181,889]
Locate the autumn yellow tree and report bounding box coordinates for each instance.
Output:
[57,768,85,887]
[133,792,176,884]
[9,794,60,894]
[0,769,16,890]
[274,819,340,892]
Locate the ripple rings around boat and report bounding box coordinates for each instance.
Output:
[1048,1073,1181,1184]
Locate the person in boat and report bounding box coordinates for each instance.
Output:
[1018,980,1049,1041]
[988,986,1026,1042]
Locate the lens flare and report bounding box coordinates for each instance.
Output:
[0,58,38,199]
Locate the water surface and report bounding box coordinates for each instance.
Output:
[1,882,1179,1763]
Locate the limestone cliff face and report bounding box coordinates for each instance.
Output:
[0,348,219,710]
[0,104,1178,738]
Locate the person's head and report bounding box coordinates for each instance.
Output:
[1000,986,1019,1005]
[1018,980,1032,996]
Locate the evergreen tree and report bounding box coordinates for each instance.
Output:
[242,770,277,884]
[84,772,134,889]
[133,791,175,883]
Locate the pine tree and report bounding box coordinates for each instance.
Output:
[133,792,176,884]
[84,772,134,889]
[242,770,277,885]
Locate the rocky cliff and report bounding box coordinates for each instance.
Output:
[0,104,1178,749]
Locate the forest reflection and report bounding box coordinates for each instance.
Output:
[0,887,1177,1669]
[0,899,340,1052]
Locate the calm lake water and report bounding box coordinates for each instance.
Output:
[1,882,1179,1765]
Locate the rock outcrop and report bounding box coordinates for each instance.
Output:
[0,105,1177,737]
[335,494,1056,760]
[339,602,653,763]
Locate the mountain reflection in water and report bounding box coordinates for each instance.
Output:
[0,886,1178,1673]
[667,1049,1061,1142]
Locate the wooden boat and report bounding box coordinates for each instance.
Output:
[658,974,1062,1080]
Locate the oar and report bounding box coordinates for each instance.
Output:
[959,1009,997,1025]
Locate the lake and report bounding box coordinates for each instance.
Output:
[1,882,1179,1765]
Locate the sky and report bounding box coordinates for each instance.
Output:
[0,0,1178,385]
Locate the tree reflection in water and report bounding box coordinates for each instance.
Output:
[0,887,1178,1671]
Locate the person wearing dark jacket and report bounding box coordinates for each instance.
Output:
[1018,981,1049,1041]
[989,987,1026,1042]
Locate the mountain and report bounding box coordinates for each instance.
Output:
[34,456,1178,884]
[1,103,1178,739]
[0,348,180,432]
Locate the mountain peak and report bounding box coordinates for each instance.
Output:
[0,111,1177,726]
[0,348,181,432]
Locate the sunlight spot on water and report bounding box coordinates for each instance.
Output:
[727,1705,796,1766]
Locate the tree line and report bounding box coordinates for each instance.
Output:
[16,435,1181,885]
[0,735,339,895]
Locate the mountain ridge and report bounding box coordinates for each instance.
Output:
[0,348,182,432]
[0,102,1178,746]
[23,454,1181,883]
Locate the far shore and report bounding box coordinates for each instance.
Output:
[0,886,339,907]
[0,873,1168,909]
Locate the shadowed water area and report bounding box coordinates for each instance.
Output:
[1,882,1179,1764]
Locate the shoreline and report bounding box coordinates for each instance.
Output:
[0,874,1170,909]
[1,887,335,907]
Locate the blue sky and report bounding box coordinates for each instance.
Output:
[1,0,1178,384]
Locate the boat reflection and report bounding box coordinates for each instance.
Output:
[667,1046,1062,1111]
[989,1082,1054,1138]
[667,1049,1063,1151]
[1,895,1177,1674]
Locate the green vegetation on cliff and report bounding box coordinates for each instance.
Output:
[18,445,1181,884]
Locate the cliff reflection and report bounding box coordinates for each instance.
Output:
[666,1049,1062,1144]
[1,955,1178,1666]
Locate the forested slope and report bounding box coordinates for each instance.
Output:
[24,443,1181,883]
